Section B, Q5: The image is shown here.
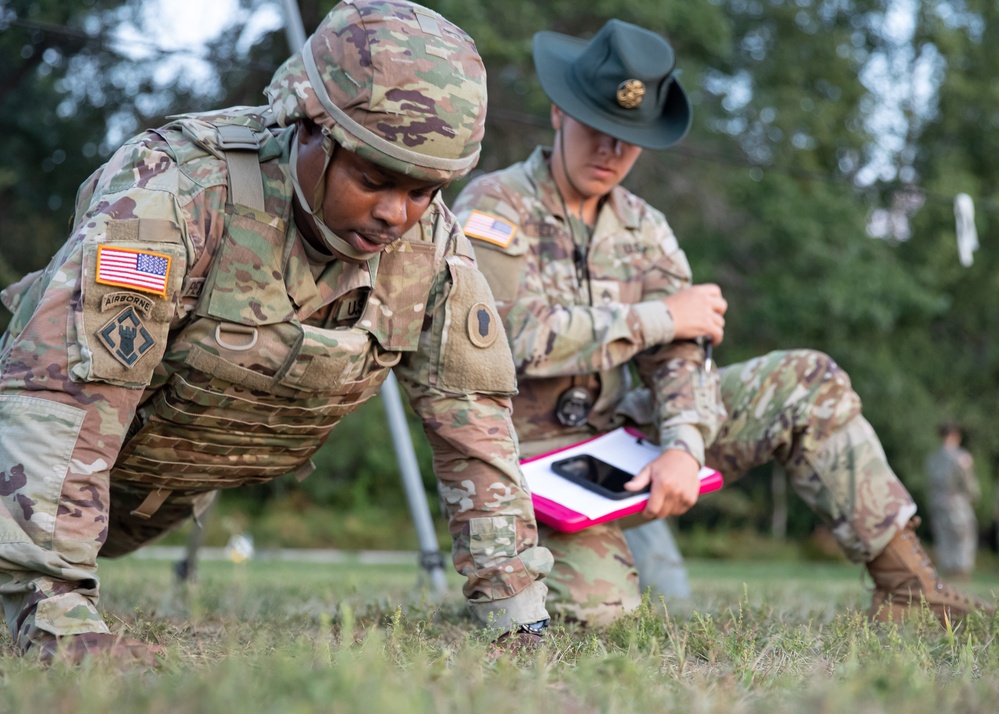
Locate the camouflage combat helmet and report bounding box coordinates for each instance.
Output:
[265,0,487,183]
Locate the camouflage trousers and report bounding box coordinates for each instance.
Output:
[542,349,917,625]
[0,480,215,650]
[928,497,978,575]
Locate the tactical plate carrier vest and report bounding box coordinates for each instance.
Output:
[107,109,438,492]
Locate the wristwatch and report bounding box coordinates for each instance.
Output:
[516,618,550,636]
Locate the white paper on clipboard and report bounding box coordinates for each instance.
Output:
[520,427,717,520]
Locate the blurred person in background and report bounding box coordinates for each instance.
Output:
[925,422,980,580]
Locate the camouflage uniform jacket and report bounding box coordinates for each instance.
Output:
[0,108,551,629]
[453,147,725,463]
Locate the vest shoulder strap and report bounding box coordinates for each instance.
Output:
[217,123,265,211]
[165,107,275,212]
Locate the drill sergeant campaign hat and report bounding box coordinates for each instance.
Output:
[533,19,691,150]
[265,0,488,259]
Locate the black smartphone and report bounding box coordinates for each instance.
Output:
[550,454,647,500]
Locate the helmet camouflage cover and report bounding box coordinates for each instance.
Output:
[265,0,487,183]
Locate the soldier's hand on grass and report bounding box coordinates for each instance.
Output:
[487,630,544,660]
[625,449,701,519]
[663,284,727,346]
[31,632,164,669]
[487,619,547,660]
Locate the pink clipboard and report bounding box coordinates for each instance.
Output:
[520,427,724,533]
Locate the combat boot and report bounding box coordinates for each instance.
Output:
[866,516,995,625]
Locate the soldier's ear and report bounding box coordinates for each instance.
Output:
[297,118,320,145]
[550,104,562,132]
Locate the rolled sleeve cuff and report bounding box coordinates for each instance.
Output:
[660,424,706,467]
[633,301,675,347]
[467,580,549,633]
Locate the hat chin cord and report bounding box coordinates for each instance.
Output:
[554,127,623,218]
[556,128,590,220]
[289,134,380,262]
[553,128,594,309]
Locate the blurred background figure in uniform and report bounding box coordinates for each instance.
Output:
[925,422,980,580]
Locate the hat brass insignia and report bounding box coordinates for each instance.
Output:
[616,79,646,109]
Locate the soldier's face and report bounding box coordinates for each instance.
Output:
[321,148,443,256]
[551,107,643,201]
[296,125,443,260]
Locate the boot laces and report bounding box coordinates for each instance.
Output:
[902,521,944,588]
[907,533,974,605]
[900,519,971,604]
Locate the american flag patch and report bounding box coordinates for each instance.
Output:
[96,245,172,296]
[462,210,517,248]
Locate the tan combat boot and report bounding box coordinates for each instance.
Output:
[866,516,995,625]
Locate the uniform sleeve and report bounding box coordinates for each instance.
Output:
[392,212,551,632]
[452,179,676,380]
[0,136,192,608]
[630,213,726,466]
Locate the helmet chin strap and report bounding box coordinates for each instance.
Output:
[289,132,380,262]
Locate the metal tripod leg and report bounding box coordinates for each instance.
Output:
[381,371,449,596]
[174,491,220,583]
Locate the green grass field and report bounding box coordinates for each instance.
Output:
[2,556,998,713]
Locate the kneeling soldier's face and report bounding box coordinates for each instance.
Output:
[552,107,643,201]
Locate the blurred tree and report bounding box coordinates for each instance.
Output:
[895,1,999,528]
[0,0,290,318]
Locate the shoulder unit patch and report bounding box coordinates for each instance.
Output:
[97,307,156,368]
[467,301,500,348]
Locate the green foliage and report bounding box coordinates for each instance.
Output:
[894,1,999,519]
[0,0,289,331]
